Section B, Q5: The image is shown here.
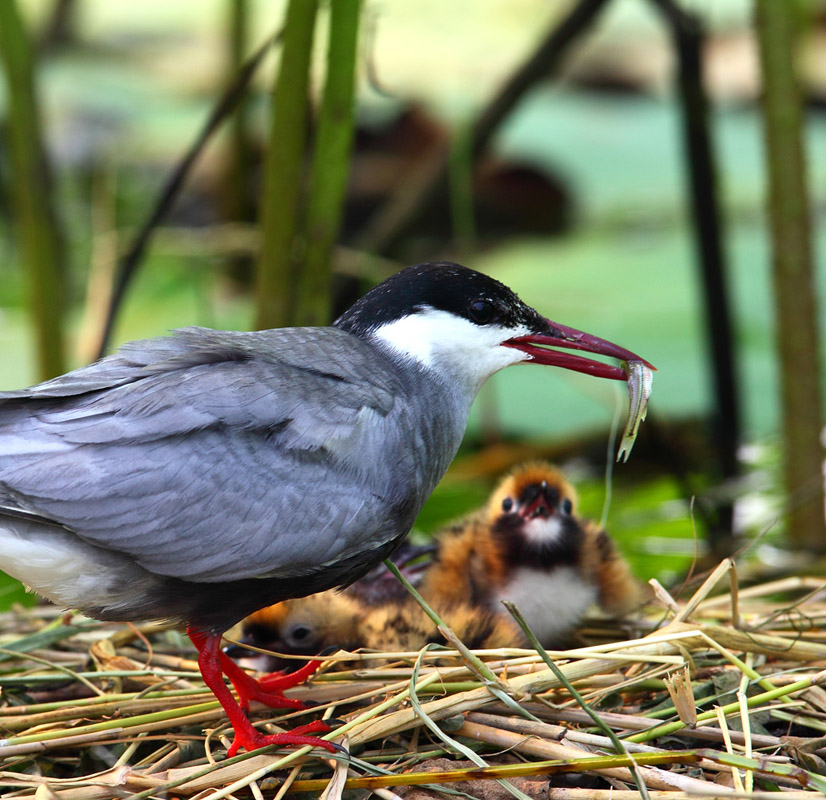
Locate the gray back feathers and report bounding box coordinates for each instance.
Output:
[0,327,469,584]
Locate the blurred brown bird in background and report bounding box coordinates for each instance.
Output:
[419,462,647,645]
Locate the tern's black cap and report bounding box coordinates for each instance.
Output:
[334,262,548,337]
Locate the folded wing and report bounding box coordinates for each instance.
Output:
[0,327,410,583]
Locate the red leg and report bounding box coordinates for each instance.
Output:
[187,628,336,756]
[218,648,322,711]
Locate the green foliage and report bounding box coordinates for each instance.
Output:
[256,0,363,329]
[298,0,363,326]
[412,481,492,535]
[0,0,66,379]
[254,0,319,330]
[0,574,34,609]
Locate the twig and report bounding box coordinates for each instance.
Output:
[285,752,701,792]
[96,31,280,357]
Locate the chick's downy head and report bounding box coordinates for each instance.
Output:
[486,462,579,545]
[235,591,363,671]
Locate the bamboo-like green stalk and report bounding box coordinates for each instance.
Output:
[297,0,363,325]
[1,699,222,747]
[0,696,210,733]
[255,0,318,329]
[754,0,826,550]
[0,646,106,697]
[0,687,205,717]
[0,0,66,379]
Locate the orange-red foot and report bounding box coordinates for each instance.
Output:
[226,719,337,757]
[257,658,321,691]
[219,649,322,711]
[188,628,335,758]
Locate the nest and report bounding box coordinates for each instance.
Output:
[2,561,826,799]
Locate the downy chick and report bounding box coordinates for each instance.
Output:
[358,597,522,653]
[229,591,363,672]
[227,543,437,670]
[231,590,522,671]
[419,462,645,645]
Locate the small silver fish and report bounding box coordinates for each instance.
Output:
[616,360,654,463]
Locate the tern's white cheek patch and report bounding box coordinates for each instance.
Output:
[372,307,530,391]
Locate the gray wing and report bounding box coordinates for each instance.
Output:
[0,327,409,583]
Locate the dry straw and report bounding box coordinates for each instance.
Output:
[2,560,826,798]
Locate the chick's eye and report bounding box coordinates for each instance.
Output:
[468,299,494,324]
[502,497,514,512]
[288,624,313,645]
[561,498,573,515]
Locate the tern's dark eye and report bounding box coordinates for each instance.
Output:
[468,299,494,325]
[561,498,573,515]
[502,497,514,512]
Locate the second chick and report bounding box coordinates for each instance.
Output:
[232,590,521,672]
[419,462,646,645]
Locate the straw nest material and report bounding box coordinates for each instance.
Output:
[2,559,826,800]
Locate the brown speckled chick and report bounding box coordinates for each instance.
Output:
[358,596,522,654]
[231,590,522,672]
[419,462,646,646]
[234,592,363,672]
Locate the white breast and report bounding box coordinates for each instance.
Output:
[495,566,597,645]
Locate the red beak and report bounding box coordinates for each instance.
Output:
[503,318,656,381]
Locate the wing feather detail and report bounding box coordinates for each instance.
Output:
[0,327,412,583]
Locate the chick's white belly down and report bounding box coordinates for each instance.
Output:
[495,566,597,644]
